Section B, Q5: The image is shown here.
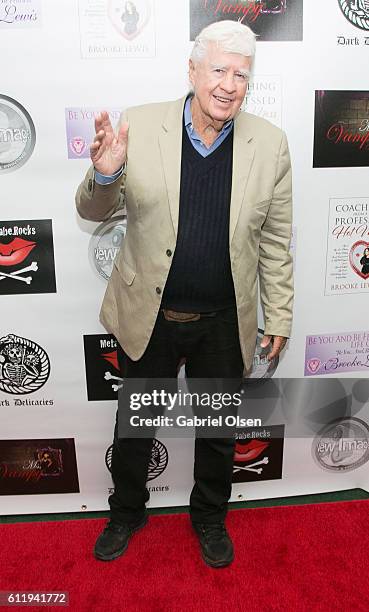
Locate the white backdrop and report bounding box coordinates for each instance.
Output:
[1,0,369,515]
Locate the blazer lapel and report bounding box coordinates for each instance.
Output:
[230,117,255,243]
[158,97,254,242]
[158,96,186,238]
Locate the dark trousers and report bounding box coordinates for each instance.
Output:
[108,305,244,525]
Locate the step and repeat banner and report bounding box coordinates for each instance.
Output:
[1,0,369,515]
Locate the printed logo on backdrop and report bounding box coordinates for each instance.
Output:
[105,438,168,480]
[89,215,127,280]
[0,220,56,295]
[247,329,279,379]
[305,331,369,377]
[313,417,369,472]
[83,334,122,400]
[0,334,50,395]
[108,0,151,40]
[338,0,369,30]
[190,0,303,42]
[242,75,282,127]
[0,95,36,173]
[232,424,284,483]
[0,0,42,28]
[65,108,121,159]
[0,438,79,495]
[325,198,369,296]
[313,91,369,168]
[78,0,156,59]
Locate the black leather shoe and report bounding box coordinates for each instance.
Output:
[192,522,234,568]
[94,514,148,561]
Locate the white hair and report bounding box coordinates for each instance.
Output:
[190,20,256,64]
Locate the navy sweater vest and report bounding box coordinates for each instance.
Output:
[161,124,236,312]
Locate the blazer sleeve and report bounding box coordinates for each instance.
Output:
[75,110,128,222]
[258,131,294,338]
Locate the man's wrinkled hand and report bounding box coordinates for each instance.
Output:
[90,110,129,176]
[260,335,288,361]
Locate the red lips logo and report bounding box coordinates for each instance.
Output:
[349,241,369,280]
[0,238,36,267]
[234,439,270,462]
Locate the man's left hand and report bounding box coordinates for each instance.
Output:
[260,335,288,361]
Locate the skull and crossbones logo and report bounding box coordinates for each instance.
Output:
[0,334,50,394]
[0,342,40,386]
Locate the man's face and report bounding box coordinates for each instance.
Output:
[189,43,252,124]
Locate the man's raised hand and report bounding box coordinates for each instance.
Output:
[90,111,129,176]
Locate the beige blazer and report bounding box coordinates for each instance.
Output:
[76,95,293,372]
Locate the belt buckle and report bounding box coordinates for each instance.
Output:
[162,309,201,322]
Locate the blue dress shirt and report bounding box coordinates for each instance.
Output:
[183,95,233,157]
[94,96,234,184]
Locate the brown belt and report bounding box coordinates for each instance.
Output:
[161,309,217,322]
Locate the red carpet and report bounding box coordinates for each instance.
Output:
[1,501,369,612]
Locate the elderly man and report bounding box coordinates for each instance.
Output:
[76,20,293,568]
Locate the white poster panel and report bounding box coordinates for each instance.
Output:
[78,0,156,59]
[243,74,282,128]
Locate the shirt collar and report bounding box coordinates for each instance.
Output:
[184,95,233,136]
